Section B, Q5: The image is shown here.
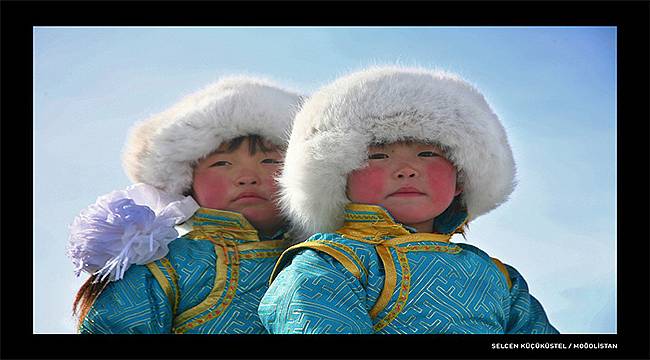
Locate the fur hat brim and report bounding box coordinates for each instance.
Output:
[122,76,304,195]
[279,66,516,240]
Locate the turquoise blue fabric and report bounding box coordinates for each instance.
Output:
[80,208,288,334]
[258,204,558,334]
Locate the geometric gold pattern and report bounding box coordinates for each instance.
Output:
[259,204,558,334]
[79,208,289,334]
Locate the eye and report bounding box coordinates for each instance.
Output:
[261,158,283,164]
[418,151,439,157]
[209,160,232,167]
[368,153,389,160]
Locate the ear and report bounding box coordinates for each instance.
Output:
[454,182,463,197]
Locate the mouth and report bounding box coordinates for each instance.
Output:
[388,186,426,197]
[232,192,267,202]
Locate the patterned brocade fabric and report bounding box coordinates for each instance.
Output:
[80,208,289,334]
[259,203,559,334]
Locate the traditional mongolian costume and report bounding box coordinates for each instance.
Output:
[68,77,302,333]
[259,66,559,334]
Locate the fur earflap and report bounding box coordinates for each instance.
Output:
[279,66,516,240]
[122,76,303,195]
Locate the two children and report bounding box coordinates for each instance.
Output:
[259,66,559,333]
[68,76,302,333]
[69,66,558,334]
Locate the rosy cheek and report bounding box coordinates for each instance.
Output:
[193,172,231,209]
[424,161,458,200]
[347,166,386,203]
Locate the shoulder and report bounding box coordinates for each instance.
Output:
[163,236,216,268]
[167,235,214,254]
[148,236,217,293]
[456,242,515,289]
[157,234,219,273]
[270,233,374,285]
[82,263,171,333]
[143,236,215,284]
[86,264,162,310]
[307,233,377,258]
[456,242,494,261]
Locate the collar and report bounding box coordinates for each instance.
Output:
[189,207,287,242]
[337,202,467,243]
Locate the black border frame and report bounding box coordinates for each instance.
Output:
[2,1,648,359]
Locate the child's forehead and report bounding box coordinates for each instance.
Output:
[214,135,281,153]
[368,140,441,150]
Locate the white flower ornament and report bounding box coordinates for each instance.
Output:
[67,183,199,282]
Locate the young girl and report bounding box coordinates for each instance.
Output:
[259,66,559,334]
[67,76,303,333]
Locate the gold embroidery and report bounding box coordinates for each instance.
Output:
[239,250,284,259]
[397,244,462,254]
[237,239,286,251]
[146,262,176,314]
[344,203,395,223]
[167,207,289,332]
[236,239,287,260]
[187,228,260,242]
[173,239,284,332]
[173,243,228,331]
[269,242,362,285]
[296,242,362,280]
[158,258,179,314]
[338,217,459,330]
[382,233,451,245]
[336,224,410,243]
[191,208,257,230]
[490,257,512,289]
[318,240,368,279]
[174,258,240,333]
[369,245,396,318]
[343,203,468,238]
[374,251,410,332]
[272,204,468,331]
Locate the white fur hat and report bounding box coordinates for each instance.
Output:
[279,66,516,239]
[122,76,303,196]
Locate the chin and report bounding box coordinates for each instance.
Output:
[241,206,281,227]
[386,205,439,226]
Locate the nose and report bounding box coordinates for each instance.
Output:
[236,174,259,186]
[394,165,418,179]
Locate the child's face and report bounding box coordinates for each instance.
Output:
[346,142,462,232]
[192,137,284,235]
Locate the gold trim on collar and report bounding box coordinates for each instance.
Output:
[336,225,410,243]
[191,207,257,230]
[340,204,424,242]
[382,233,451,245]
[344,203,396,224]
[343,203,468,238]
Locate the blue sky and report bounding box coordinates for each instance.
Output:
[33,27,616,333]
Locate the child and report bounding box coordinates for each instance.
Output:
[67,76,303,333]
[259,66,559,334]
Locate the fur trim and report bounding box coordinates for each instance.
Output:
[122,76,304,195]
[279,66,516,240]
